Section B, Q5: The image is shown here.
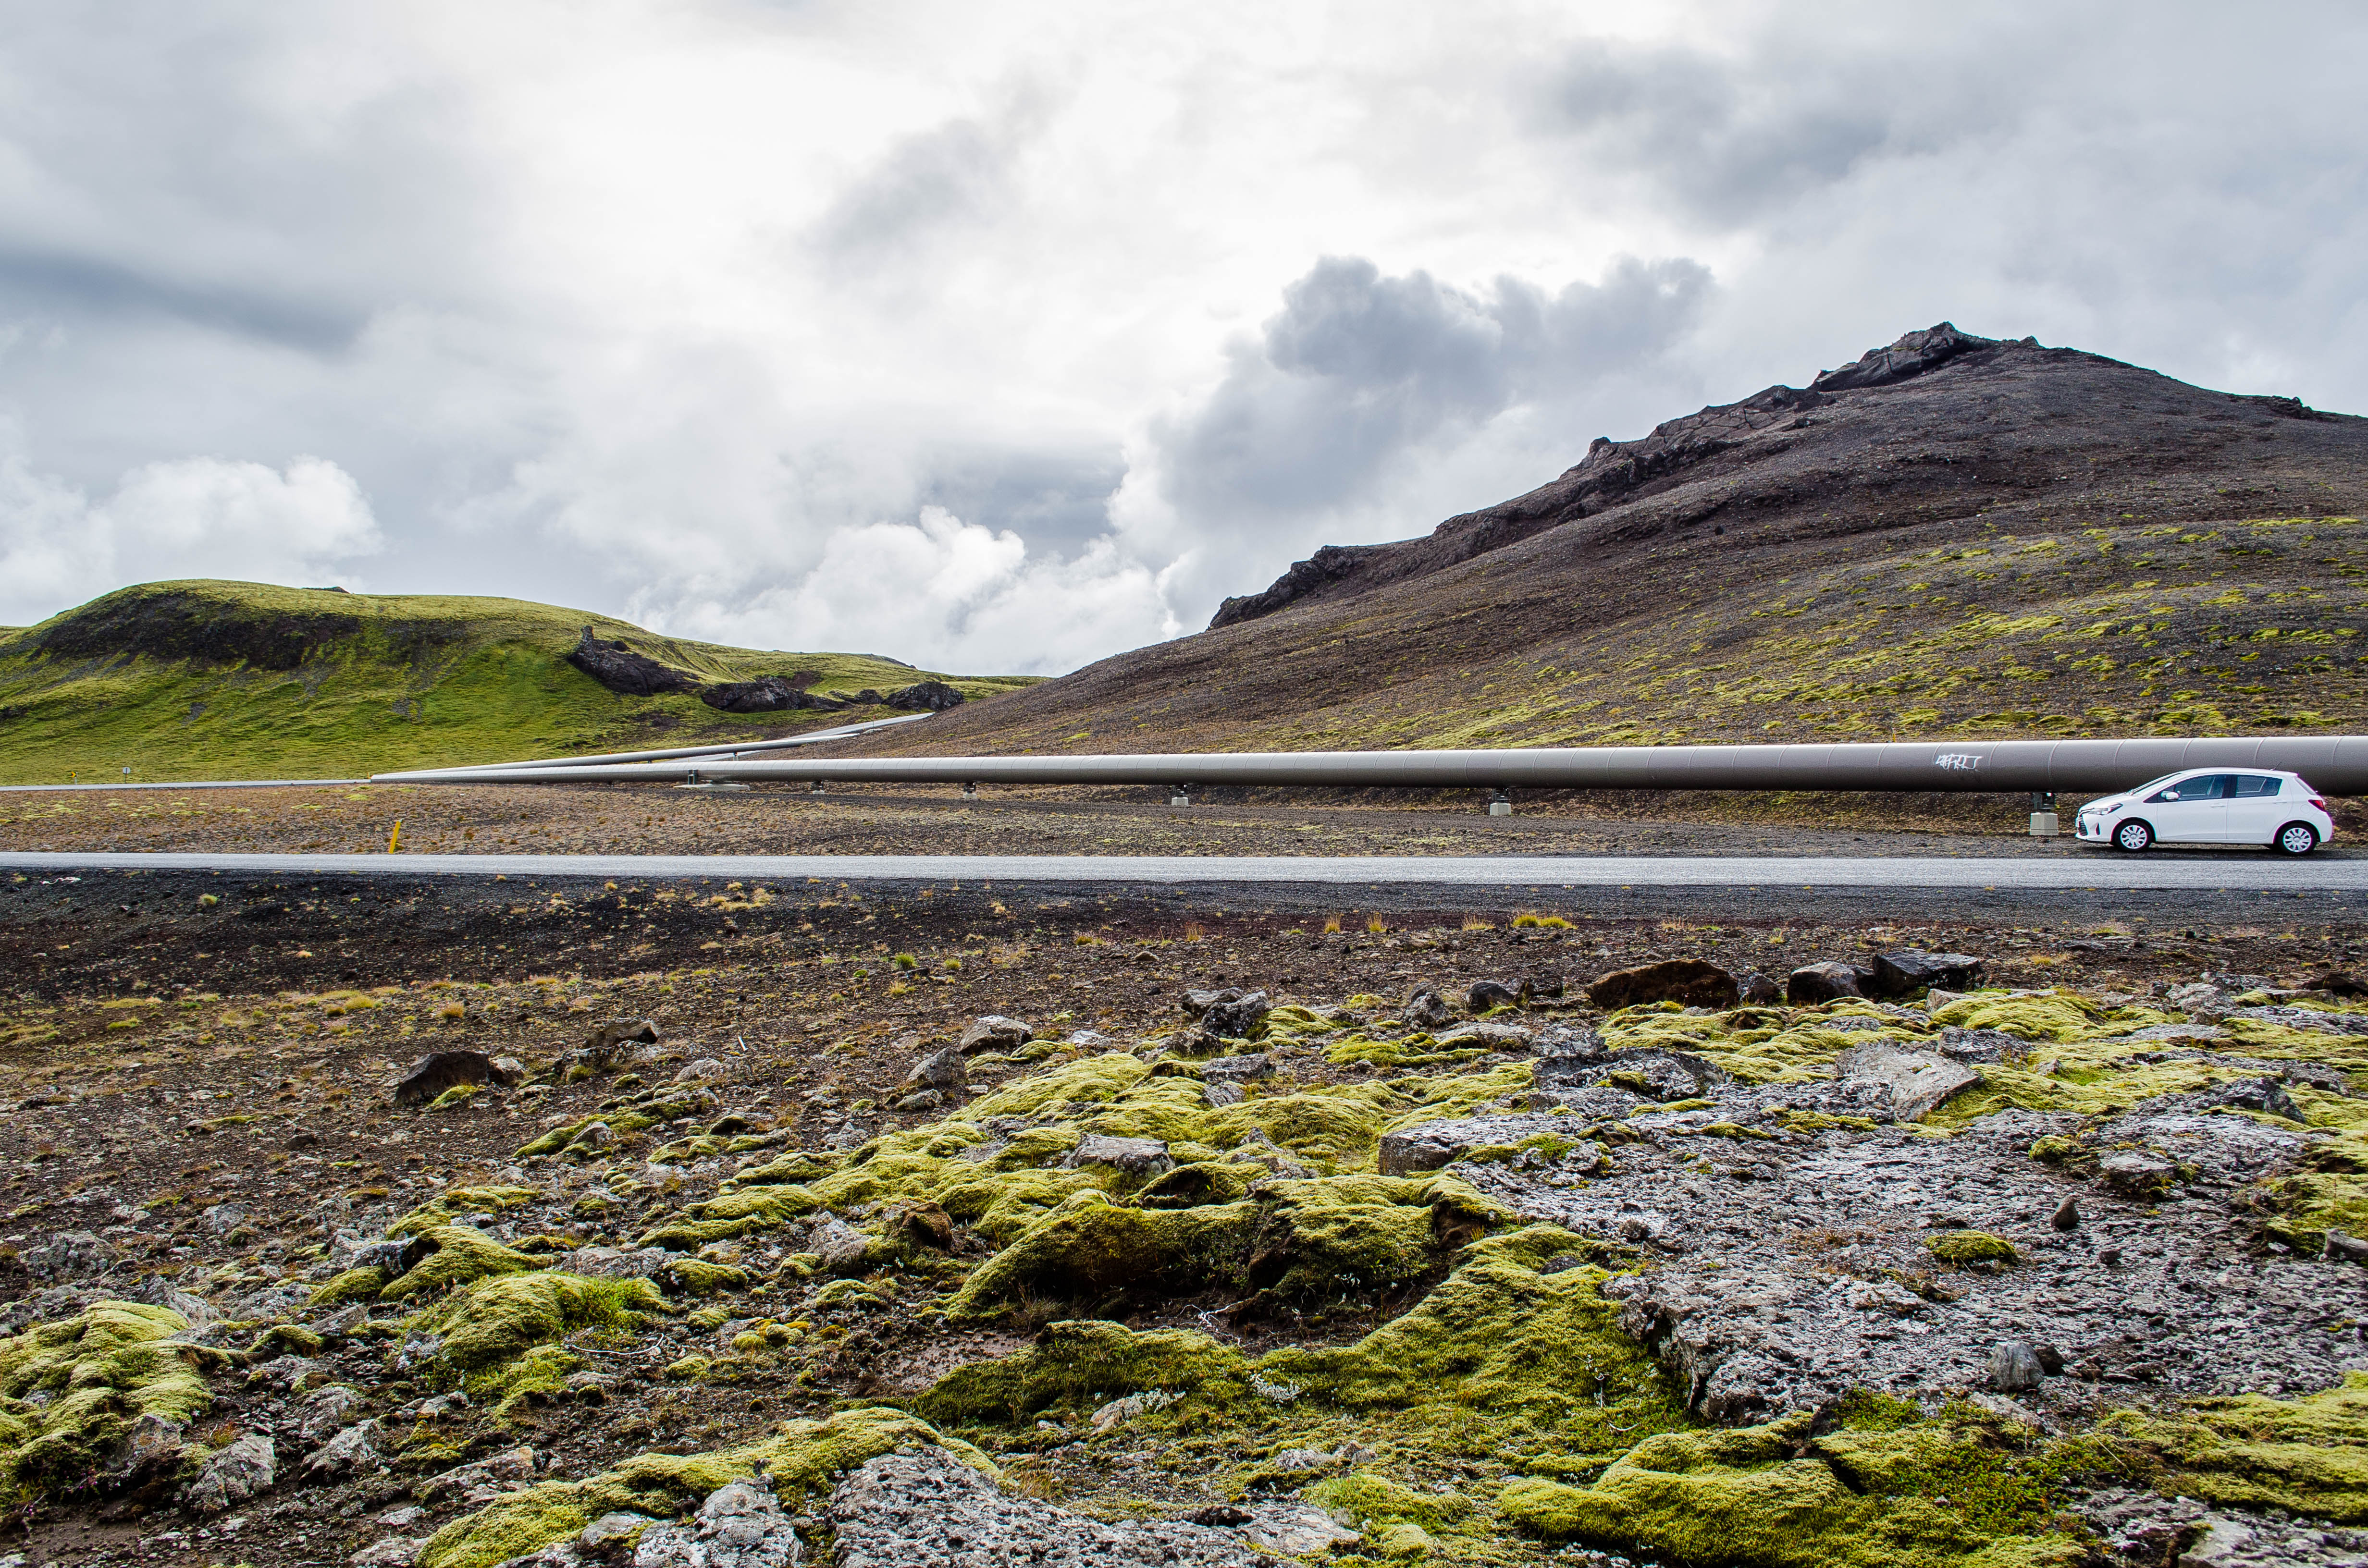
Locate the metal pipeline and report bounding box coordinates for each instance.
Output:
[370,734,2368,796]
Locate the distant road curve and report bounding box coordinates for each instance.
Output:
[4,849,2365,893]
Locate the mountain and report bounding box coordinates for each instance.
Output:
[847,324,2368,758]
[0,581,1035,783]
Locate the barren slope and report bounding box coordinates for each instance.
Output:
[846,325,2368,758]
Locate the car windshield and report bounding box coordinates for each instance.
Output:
[2124,772,2187,796]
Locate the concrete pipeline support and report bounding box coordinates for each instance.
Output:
[371,734,2368,796]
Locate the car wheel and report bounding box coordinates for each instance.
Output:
[2113,819,2154,852]
[2276,822,2320,857]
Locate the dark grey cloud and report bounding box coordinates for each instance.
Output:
[1159,254,1712,525]
[915,445,1126,558]
[1541,39,1918,225]
[812,116,1013,266]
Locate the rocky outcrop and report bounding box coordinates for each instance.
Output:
[883,680,966,711]
[564,627,701,697]
[1208,324,2019,628]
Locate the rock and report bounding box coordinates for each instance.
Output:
[581,1512,659,1551]
[1787,962,1867,1004]
[1937,1027,2026,1065]
[700,676,803,714]
[395,1051,497,1106]
[349,1538,423,1567]
[300,1384,367,1445]
[1990,1339,2046,1391]
[570,1121,615,1152]
[904,1045,967,1091]
[202,1201,248,1236]
[1810,321,1994,393]
[581,1017,661,1069]
[882,1200,956,1251]
[103,1410,185,1487]
[2099,1149,2178,1199]
[1200,1081,1244,1108]
[1067,1134,1174,1176]
[1182,988,1241,1017]
[883,680,966,711]
[1433,1021,1536,1053]
[1534,1023,1608,1060]
[2327,1230,2368,1262]
[489,1055,528,1086]
[22,1229,117,1280]
[2180,1515,2257,1567]
[1378,1113,1566,1176]
[1466,979,1521,1012]
[1833,1043,1979,1123]
[1201,991,1271,1039]
[828,1449,1254,1566]
[1199,1053,1275,1082]
[1868,950,1986,997]
[1543,1046,1729,1102]
[424,1444,536,1500]
[1404,989,1452,1030]
[673,1058,727,1085]
[2050,1196,2081,1232]
[808,1220,876,1275]
[958,1015,1033,1054]
[305,1418,382,1479]
[565,626,703,697]
[2194,1075,2305,1123]
[1737,971,1784,1005]
[633,1471,804,1568]
[1586,959,1739,1011]
[1241,1504,1362,1556]
[186,1433,275,1513]
[1520,972,1565,1001]
[894,1090,944,1113]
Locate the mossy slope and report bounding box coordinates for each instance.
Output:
[0,580,1035,783]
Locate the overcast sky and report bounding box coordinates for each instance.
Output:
[0,1,2360,672]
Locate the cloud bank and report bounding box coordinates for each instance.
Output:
[0,1,2359,670]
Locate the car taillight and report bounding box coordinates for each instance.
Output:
[2311,796,2328,811]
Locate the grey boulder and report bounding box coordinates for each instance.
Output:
[1833,1043,1979,1123]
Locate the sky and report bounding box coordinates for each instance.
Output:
[0,0,2361,673]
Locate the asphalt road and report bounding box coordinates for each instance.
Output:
[3,848,2362,890]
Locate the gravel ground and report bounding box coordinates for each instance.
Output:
[7,779,2364,862]
[3,871,2366,1565]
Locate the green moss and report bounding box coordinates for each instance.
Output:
[1499,1411,2087,1567]
[418,1408,993,1568]
[247,1324,324,1359]
[1926,1231,2019,1270]
[390,1187,543,1237]
[379,1226,543,1301]
[661,1258,750,1297]
[0,1301,213,1497]
[481,1344,584,1419]
[310,1266,390,1308]
[2256,1170,2368,1256]
[419,1271,668,1372]
[945,1195,1256,1321]
[2106,1372,2368,1521]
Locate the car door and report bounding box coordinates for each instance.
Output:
[2222,773,2287,844]
[2142,774,2230,842]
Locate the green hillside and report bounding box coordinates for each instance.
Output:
[0,581,1036,784]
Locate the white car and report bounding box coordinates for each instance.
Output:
[2073,768,2335,855]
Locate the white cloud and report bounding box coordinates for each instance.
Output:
[657,507,1175,676]
[0,446,380,625]
[0,0,2360,661]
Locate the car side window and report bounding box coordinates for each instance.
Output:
[2230,775,2282,797]
[2150,775,2232,803]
